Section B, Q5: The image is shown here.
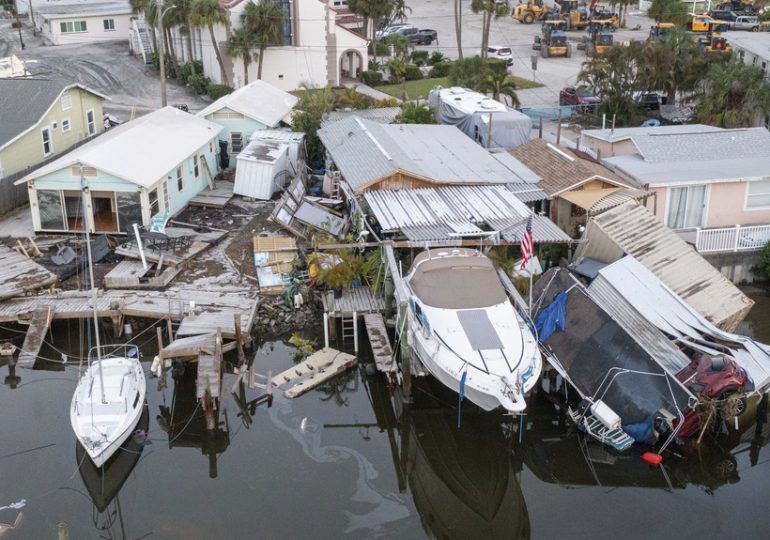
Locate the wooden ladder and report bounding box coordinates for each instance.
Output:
[340,314,356,342]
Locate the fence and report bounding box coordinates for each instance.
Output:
[695,224,770,253]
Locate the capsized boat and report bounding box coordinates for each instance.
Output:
[404,248,542,413]
[71,345,146,468]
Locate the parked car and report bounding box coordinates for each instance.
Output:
[559,86,600,110]
[634,92,667,111]
[732,15,760,31]
[709,9,738,22]
[376,25,438,44]
[484,45,514,66]
[374,24,411,41]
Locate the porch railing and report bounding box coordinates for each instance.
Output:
[694,224,770,253]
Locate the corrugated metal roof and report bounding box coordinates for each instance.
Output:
[249,129,305,143]
[322,107,401,126]
[318,117,519,191]
[490,151,542,184]
[582,124,721,143]
[506,183,548,203]
[604,154,770,185]
[363,186,571,243]
[580,201,754,330]
[198,80,297,128]
[590,187,649,213]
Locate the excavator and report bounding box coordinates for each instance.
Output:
[581,20,614,56]
[513,0,550,24]
[700,22,732,55]
[532,19,572,58]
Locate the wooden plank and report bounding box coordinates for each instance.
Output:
[0,246,58,301]
[17,305,54,368]
[188,180,234,208]
[197,353,220,399]
[272,347,357,399]
[363,313,396,373]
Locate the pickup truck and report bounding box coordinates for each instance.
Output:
[376,25,438,45]
[709,10,760,30]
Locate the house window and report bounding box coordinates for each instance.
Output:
[61,93,72,110]
[194,155,200,178]
[60,21,87,33]
[87,109,96,135]
[41,127,53,156]
[747,179,770,209]
[176,166,184,192]
[667,185,707,229]
[62,118,71,132]
[103,19,115,31]
[163,180,170,211]
[279,0,293,45]
[231,132,243,153]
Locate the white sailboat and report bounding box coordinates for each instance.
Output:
[404,248,542,413]
[70,174,146,468]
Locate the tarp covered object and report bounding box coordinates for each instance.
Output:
[535,291,568,342]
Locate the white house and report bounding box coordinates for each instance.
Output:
[170,0,368,91]
[33,1,134,45]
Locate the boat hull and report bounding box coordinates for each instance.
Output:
[71,356,146,469]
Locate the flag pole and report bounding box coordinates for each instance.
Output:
[528,269,533,316]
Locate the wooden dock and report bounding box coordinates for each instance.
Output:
[0,288,258,339]
[273,347,356,399]
[363,313,396,374]
[17,305,54,368]
[0,246,58,301]
[103,259,181,289]
[321,286,386,315]
[115,227,228,268]
[188,181,234,208]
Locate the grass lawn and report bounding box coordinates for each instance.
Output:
[374,75,542,101]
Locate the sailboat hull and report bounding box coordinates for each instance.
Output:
[71,355,146,468]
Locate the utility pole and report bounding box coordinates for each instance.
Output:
[157,0,167,107]
[14,0,25,50]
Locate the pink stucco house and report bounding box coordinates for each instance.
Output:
[581,125,770,253]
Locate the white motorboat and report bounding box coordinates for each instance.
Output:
[404,248,542,413]
[71,345,146,468]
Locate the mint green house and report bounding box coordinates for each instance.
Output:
[197,80,297,156]
[0,79,107,213]
[17,107,223,234]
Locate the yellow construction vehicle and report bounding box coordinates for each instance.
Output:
[513,0,550,24]
[532,20,572,58]
[558,0,591,30]
[688,14,717,32]
[649,22,676,40]
[700,22,732,55]
[582,20,614,56]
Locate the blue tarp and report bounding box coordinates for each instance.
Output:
[535,291,568,342]
[623,415,655,444]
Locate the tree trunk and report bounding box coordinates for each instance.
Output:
[454,0,463,59]
[186,16,195,68]
[481,12,490,58]
[257,44,265,80]
[166,27,179,73]
[209,24,229,86]
[244,59,249,85]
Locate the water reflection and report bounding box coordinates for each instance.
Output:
[75,404,150,539]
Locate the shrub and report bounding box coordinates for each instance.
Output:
[367,58,382,71]
[208,84,234,100]
[188,73,210,95]
[411,50,429,66]
[368,42,390,57]
[395,102,436,124]
[404,64,423,81]
[429,61,451,78]
[362,70,383,87]
[428,51,446,66]
[179,60,204,84]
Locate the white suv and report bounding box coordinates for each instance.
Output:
[485,45,513,66]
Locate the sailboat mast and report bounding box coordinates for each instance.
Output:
[81,167,106,404]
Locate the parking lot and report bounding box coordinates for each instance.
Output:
[403,0,657,107]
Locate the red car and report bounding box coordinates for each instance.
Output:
[559,86,601,111]
[674,352,752,438]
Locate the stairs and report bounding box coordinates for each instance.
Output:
[132,19,155,64]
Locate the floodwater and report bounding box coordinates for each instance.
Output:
[0,291,769,540]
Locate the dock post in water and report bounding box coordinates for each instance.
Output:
[323,311,329,348]
[353,311,358,353]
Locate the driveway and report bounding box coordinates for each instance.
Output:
[0,18,209,121]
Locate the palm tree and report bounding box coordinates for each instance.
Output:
[695,59,770,128]
[578,43,642,125]
[241,0,286,80]
[479,61,520,107]
[471,0,510,58]
[190,0,229,86]
[226,27,256,85]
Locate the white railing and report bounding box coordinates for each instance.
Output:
[695,224,770,253]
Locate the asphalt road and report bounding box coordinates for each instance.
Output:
[404,0,657,107]
[0,17,208,120]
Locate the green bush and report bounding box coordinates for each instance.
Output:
[179,60,204,84]
[404,64,423,81]
[362,70,384,86]
[208,84,234,100]
[368,42,390,57]
[428,51,446,66]
[367,58,382,71]
[752,241,770,281]
[429,61,451,78]
[411,50,429,66]
[188,73,210,95]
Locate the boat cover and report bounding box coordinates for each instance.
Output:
[533,268,693,425]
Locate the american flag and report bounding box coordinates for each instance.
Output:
[520,215,534,269]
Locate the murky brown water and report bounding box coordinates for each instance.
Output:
[0,290,768,539]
